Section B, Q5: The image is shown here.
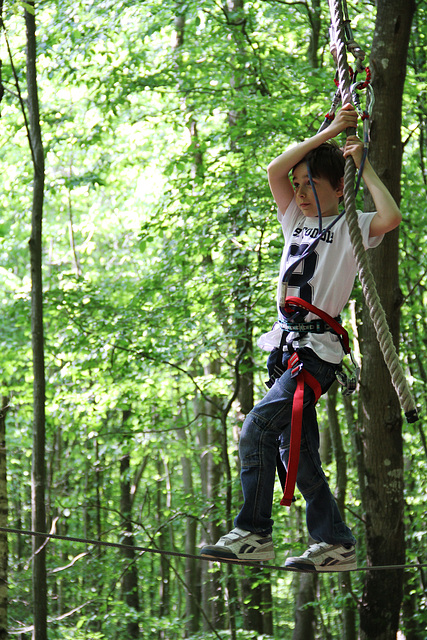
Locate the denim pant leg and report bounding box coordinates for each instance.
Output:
[234,365,298,534]
[234,347,355,545]
[279,399,356,546]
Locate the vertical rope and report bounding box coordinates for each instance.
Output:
[328,0,418,422]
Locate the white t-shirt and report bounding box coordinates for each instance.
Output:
[258,197,383,364]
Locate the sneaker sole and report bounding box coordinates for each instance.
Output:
[201,547,274,563]
[285,559,357,573]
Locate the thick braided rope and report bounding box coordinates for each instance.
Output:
[328,0,417,421]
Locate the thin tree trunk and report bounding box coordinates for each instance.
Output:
[0,397,8,640]
[307,0,322,69]
[195,394,224,634]
[203,360,225,631]
[180,436,200,636]
[326,385,356,640]
[326,382,347,516]
[25,3,47,639]
[0,6,7,633]
[358,2,415,638]
[174,14,204,630]
[119,409,139,638]
[156,454,171,637]
[120,454,140,637]
[94,439,102,542]
[292,573,317,640]
[172,17,207,634]
[225,0,274,634]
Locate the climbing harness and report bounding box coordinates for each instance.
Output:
[267,294,359,505]
[274,297,356,506]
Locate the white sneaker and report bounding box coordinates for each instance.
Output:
[200,527,275,562]
[285,542,356,572]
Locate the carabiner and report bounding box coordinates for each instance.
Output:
[351,69,374,120]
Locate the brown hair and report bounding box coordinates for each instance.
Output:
[293,141,345,190]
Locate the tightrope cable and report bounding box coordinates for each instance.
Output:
[1,526,425,574]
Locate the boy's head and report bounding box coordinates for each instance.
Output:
[291,141,345,217]
[293,141,345,190]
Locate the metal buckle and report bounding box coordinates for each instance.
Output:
[313,319,325,333]
[280,319,326,334]
[336,353,360,396]
[289,353,304,378]
[291,363,303,378]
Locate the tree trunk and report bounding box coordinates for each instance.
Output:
[172,15,213,634]
[326,385,356,640]
[195,390,225,633]
[180,436,200,636]
[0,397,8,640]
[25,3,47,639]
[292,573,317,640]
[225,0,274,634]
[0,5,8,628]
[358,2,415,638]
[307,0,322,68]
[156,456,170,633]
[201,360,225,632]
[326,382,347,516]
[120,411,140,639]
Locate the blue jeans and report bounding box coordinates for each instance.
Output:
[234,347,356,546]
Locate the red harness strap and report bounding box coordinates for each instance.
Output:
[280,352,322,506]
[282,296,350,354]
[279,296,349,507]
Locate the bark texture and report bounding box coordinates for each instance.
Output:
[358,2,415,638]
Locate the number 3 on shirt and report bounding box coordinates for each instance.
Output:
[285,243,318,306]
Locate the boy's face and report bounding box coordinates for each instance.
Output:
[292,163,343,218]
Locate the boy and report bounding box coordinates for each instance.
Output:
[200,104,402,571]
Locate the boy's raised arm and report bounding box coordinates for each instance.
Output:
[343,136,402,236]
[267,104,358,214]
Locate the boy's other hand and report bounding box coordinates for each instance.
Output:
[343,135,364,169]
[329,103,358,137]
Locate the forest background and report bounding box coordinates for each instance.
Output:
[0,0,426,639]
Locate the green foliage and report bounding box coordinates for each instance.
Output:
[0,0,426,637]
